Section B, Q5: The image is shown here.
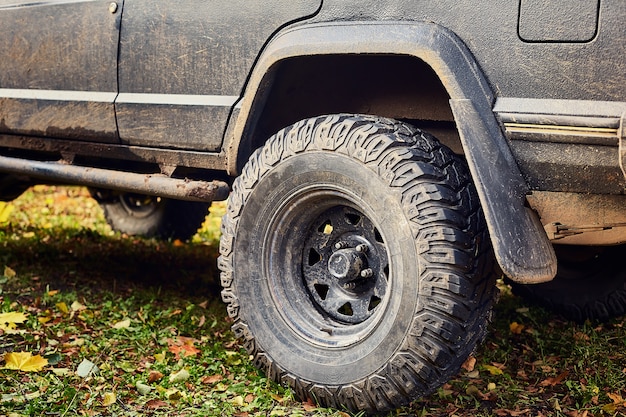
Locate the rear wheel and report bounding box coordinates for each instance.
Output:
[511,245,626,322]
[90,189,210,240]
[219,115,496,413]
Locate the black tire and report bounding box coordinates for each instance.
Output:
[90,190,210,240]
[219,115,496,414]
[511,245,626,322]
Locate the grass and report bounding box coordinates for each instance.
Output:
[1,185,625,417]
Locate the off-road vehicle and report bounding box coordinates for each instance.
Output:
[1,0,625,413]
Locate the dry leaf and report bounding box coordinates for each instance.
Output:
[169,369,190,383]
[102,392,116,406]
[145,399,168,409]
[302,397,317,411]
[56,302,69,314]
[0,202,13,223]
[462,356,477,372]
[201,374,222,384]
[483,364,504,375]
[112,319,131,329]
[167,337,201,359]
[3,265,16,278]
[148,370,164,383]
[510,321,525,334]
[3,351,48,372]
[539,370,569,387]
[0,311,27,332]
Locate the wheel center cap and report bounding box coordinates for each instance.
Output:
[328,249,366,281]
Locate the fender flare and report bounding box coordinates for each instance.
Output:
[224,21,556,283]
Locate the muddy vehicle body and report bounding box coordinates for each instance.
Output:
[1,0,625,413]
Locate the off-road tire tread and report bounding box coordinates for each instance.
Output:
[219,114,496,413]
[99,196,210,241]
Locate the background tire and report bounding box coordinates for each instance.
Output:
[219,115,496,414]
[90,189,210,240]
[510,245,626,322]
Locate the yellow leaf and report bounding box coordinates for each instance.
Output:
[102,392,116,406]
[70,301,86,312]
[230,395,245,406]
[112,319,131,329]
[47,289,59,296]
[0,311,27,332]
[0,311,27,325]
[510,321,525,334]
[3,265,16,278]
[3,352,48,372]
[0,202,14,223]
[154,352,167,363]
[483,364,504,375]
[56,302,69,314]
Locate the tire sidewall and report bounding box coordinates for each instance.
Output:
[233,152,419,383]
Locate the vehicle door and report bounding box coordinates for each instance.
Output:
[116,0,321,152]
[0,0,121,142]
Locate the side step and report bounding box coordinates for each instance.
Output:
[0,155,230,202]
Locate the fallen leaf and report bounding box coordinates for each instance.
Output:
[70,301,86,312]
[3,265,16,278]
[102,392,116,406]
[136,382,152,395]
[3,352,48,372]
[76,358,99,377]
[231,395,245,406]
[154,351,167,363]
[302,397,317,411]
[169,369,190,384]
[145,399,168,409]
[166,387,184,401]
[540,370,569,387]
[112,319,131,329]
[483,364,504,375]
[148,370,164,383]
[0,202,13,223]
[56,302,69,314]
[167,337,201,359]
[201,374,222,384]
[271,393,285,403]
[510,321,525,334]
[0,311,27,332]
[462,356,476,372]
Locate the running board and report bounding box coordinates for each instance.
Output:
[0,155,230,202]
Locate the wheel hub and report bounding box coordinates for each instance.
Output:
[302,206,389,324]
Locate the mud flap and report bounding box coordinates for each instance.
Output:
[450,99,557,283]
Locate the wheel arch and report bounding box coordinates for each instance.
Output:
[224,21,557,284]
[224,21,494,174]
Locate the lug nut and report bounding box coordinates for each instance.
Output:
[335,241,349,249]
[360,268,373,278]
[356,244,368,253]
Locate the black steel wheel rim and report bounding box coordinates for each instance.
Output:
[119,194,161,218]
[265,186,391,348]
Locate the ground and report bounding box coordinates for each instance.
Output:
[1,186,625,416]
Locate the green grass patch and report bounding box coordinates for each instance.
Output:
[1,186,625,416]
